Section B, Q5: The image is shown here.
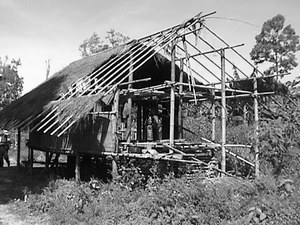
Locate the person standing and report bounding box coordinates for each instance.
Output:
[0,130,10,167]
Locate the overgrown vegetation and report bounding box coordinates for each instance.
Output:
[15,170,300,224]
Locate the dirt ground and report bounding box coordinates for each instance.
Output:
[0,166,51,224]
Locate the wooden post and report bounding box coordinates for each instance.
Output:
[170,40,176,145]
[111,157,118,180]
[75,152,80,182]
[127,56,133,142]
[112,89,120,152]
[178,59,184,139]
[137,104,142,141]
[211,85,216,142]
[220,49,226,174]
[243,104,247,124]
[28,147,33,173]
[17,128,21,169]
[253,73,259,178]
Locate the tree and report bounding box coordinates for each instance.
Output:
[105,29,130,47]
[79,30,130,58]
[0,56,23,109]
[250,14,300,75]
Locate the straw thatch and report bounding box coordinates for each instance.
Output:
[0,43,134,129]
[0,41,189,131]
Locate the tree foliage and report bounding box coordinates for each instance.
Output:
[79,29,130,58]
[0,56,23,109]
[250,14,300,75]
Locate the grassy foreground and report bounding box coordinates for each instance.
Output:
[14,172,300,225]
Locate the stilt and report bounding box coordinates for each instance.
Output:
[75,152,80,182]
[137,104,142,141]
[28,148,34,173]
[220,49,226,174]
[111,157,118,180]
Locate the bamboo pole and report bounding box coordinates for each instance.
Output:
[127,55,133,142]
[182,61,210,84]
[138,11,216,42]
[49,16,204,136]
[177,45,222,82]
[184,39,238,80]
[221,49,226,174]
[30,42,142,131]
[203,24,264,78]
[43,30,174,135]
[178,59,184,139]
[253,73,259,178]
[176,82,253,94]
[170,40,176,145]
[197,36,248,78]
[162,144,241,179]
[177,42,244,60]
[211,85,216,142]
[200,137,254,167]
[119,77,151,86]
[191,91,274,102]
[112,89,120,152]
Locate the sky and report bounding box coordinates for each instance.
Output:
[0,0,300,94]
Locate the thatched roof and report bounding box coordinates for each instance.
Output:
[0,43,134,129]
[0,41,185,131]
[0,12,211,133]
